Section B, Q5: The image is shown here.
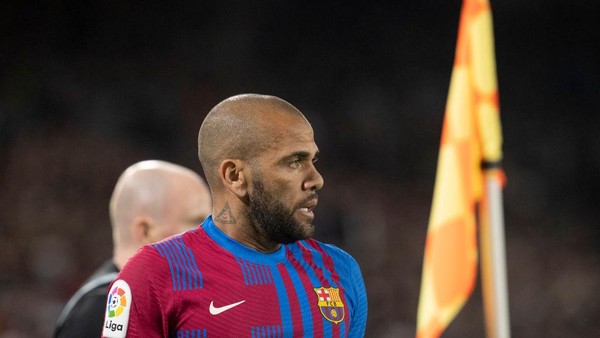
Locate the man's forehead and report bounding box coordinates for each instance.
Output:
[272,137,320,159]
[269,123,316,147]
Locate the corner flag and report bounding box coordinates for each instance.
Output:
[415,0,509,337]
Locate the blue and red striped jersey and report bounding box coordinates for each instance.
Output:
[102,216,367,338]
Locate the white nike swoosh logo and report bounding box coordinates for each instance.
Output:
[209,300,245,315]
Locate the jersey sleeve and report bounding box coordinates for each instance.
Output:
[318,242,369,337]
[102,247,171,338]
[347,255,368,338]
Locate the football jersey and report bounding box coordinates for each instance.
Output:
[102,216,368,338]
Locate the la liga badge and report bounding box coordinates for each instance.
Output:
[102,279,132,338]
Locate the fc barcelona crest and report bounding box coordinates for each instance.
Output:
[313,287,345,324]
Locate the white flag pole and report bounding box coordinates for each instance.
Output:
[480,173,511,338]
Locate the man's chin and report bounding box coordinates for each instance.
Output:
[298,221,316,239]
[285,218,315,242]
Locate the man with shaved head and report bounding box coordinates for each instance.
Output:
[103,94,368,338]
[53,160,211,338]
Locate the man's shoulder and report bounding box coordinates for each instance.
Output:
[297,238,357,262]
[126,228,201,262]
[118,228,206,293]
[53,260,118,337]
[151,226,203,246]
[120,228,206,278]
[147,227,205,255]
[86,259,118,282]
[66,260,118,308]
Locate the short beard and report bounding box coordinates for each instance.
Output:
[248,179,314,244]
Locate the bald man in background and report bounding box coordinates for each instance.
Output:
[53,160,212,338]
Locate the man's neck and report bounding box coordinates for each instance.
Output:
[212,218,281,253]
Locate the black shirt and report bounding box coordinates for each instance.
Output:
[53,259,119,338]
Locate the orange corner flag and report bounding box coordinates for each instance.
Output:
[415,0,504,337]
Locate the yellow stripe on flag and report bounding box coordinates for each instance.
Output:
[416,0,503,337]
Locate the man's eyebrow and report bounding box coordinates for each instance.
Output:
[282,150,319,161]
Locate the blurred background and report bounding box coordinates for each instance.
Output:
[1,1,599,337]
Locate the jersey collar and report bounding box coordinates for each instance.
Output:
[202,216,286,265]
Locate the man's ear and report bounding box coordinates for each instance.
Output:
[132,216,153,244]
[219,159,248,198]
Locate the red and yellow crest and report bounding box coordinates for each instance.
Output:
[313,287,345,324]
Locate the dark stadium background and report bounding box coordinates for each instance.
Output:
[1,1,598,337]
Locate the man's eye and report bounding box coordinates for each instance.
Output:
[290,159,300,168]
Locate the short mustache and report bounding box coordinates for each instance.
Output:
[295,193,318,210]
